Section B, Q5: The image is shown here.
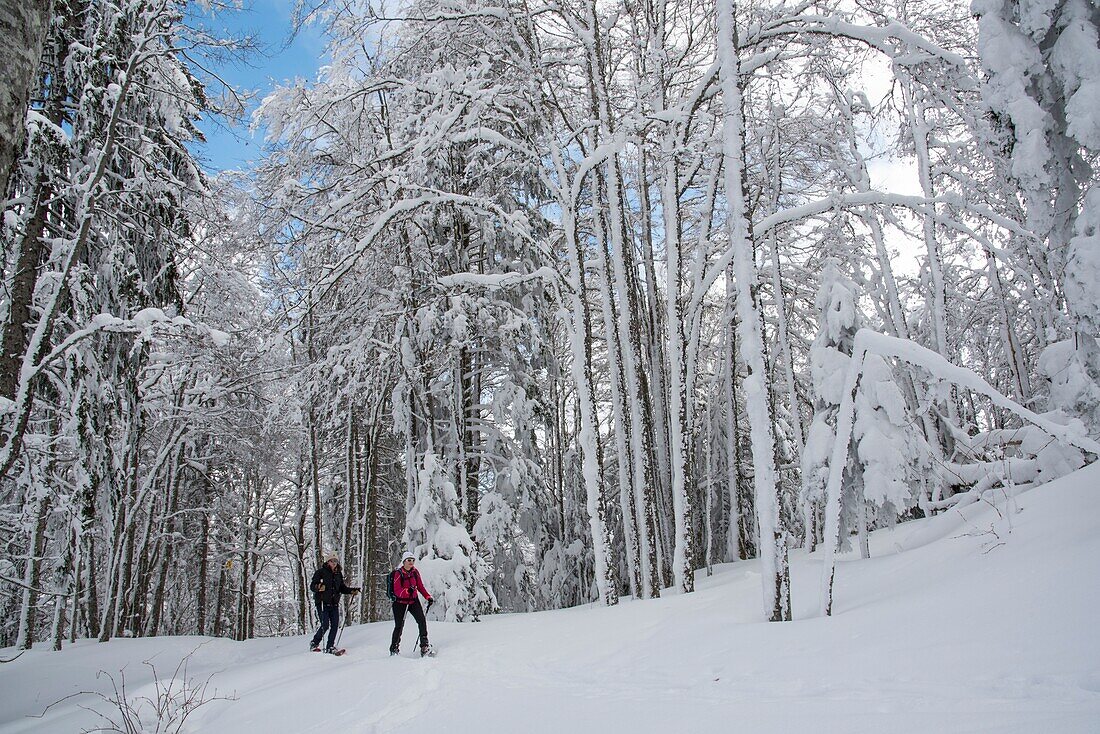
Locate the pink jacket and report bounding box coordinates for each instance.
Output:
[393,567,431,604]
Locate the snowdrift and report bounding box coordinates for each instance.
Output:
[2,463,1099,733]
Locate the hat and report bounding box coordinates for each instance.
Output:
[325,554,339,564]
[401,551,416,562]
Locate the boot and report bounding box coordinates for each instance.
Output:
[389,644,399,656]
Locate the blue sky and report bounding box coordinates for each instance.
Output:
[189,0,328,174]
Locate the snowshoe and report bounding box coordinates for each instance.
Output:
[420,645,435,658]
[325,648,347,656]
[310,645,321,652]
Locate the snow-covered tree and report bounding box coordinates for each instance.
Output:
[0,0,49,200]
[973,0,1100,436]
[802,259,863,553]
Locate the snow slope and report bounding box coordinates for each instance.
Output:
[3,463,1099,733]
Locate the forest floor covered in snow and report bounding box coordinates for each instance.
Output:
[2,463,1099,733]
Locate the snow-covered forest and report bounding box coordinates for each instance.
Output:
[1,0,1098,655]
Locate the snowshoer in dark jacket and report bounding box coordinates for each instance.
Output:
[309,554,359,653]
[389,551,433,656]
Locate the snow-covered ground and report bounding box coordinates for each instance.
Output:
[3,463,1099,733]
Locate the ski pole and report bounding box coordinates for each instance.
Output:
[335,615,346,649]
[334,584,360,649]
[335,595,353,649]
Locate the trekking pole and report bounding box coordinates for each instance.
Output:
[334,592,354,650]
[418,598,434,655]
[335,614,346,650]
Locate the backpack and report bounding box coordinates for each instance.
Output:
[383,570,398,603]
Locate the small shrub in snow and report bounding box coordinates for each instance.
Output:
[40,652,234,733]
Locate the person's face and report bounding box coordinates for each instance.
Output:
[402,558,414,570]
[327,559,337,569]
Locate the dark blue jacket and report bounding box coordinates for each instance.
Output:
[310,564,358,607]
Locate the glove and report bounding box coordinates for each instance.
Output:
[426,598,434,611]
[350,588,360,595]
[317,584,325,593]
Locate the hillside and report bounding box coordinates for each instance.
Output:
[2,463,1098,733]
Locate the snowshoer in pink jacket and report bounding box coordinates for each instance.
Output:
[388,551,433,656]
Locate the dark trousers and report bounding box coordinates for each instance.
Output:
[391,600,428,649]
[311,605,340,649]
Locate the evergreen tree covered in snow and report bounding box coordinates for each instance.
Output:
[803,259,863,551]
[854,354,930,531]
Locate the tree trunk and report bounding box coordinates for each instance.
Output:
[309,409,324,567]
[986,249,1031,402]
[212,559,227,638]
[83,536,99,640]
[658,120,695,595]
[718,0,790,621]
[145,453,183,637]
[295,469,309,632]
[50,528,74,650]
[0,0,50,198]
[550,141,618,606]
[67,531,82,644]
[341,409,357,624]
[723,289,745,561]
[592,169,641,598]
[0,171,50,401]
[196,509,210,635]
[15,494,49,649]
[365,422,381,622]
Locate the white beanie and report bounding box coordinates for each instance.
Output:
[401,550,416,562]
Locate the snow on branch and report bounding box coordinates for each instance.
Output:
[569,137,626,204]
[700,192,927,297]
[757,15,969,68]
[0,309,223,420]
[437,266,558,290]
[701,187,1038,309]
[0,574,73,598]
[819,329,1100,617]
[854,330,1100,455]
[753,190,1033,236]
[447,128,538,160]
[316,190,536,304]
[366,4,512,24]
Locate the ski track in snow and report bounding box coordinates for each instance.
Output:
[2,464,1100,733]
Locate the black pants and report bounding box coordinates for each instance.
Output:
[311,605,340,649]
[391,600,428,649]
